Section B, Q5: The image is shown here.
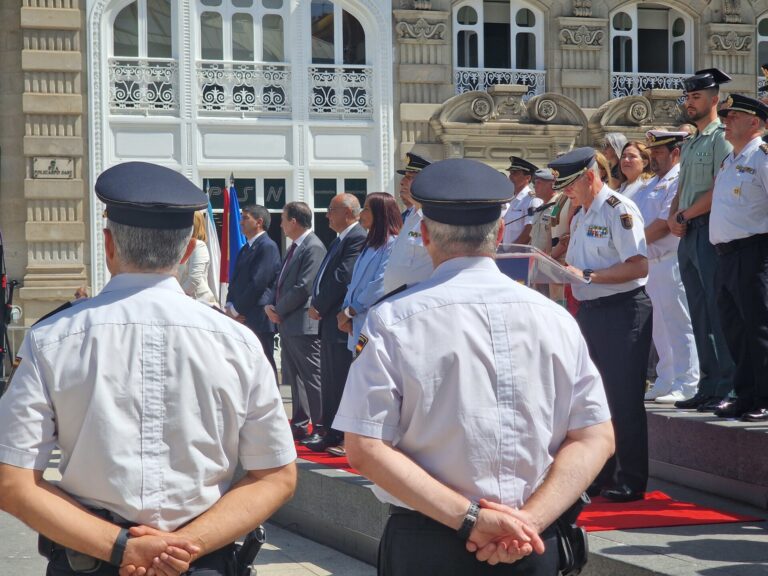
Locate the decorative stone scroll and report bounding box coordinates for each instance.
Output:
[396,18,446,41]
[708,30,751,55]
[559,25,604,48]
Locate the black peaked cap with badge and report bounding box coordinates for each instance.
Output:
[548,147,598,191]
[96,161,208,229]
[396,152,431,175]
[682,68,731,93]
[717,93,768,121]
[646,130,689,149]
[507,156,539,175]
[410,158,515,225]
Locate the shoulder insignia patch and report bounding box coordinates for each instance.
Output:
[620,213,634,230]
[354,333,369,357]
[373,284,408,306]
[32,301,73,326]
[606,195,621,208]
[760,143,768,155]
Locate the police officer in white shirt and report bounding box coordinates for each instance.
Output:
[0,162,297,576]
[551,147,652,503]
[500,156,543,250]
[638,131,700,404]
[335,158,615,575]
[710,94,768,421]
[383,152,434,292]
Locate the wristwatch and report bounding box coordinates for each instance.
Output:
[109,528,130,567]
[582,269,594,284]
[676,211,687,225]
[457,502,480,540]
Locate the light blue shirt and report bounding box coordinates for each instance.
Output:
[343,237,396,351]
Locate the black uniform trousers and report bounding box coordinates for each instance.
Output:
[46,543,236,576]
[379,509,558,576]
[715,233,768,407]
[576,287,652,493]
[255,331,277,383]
[678,215,734,397]
[319,318,354,442]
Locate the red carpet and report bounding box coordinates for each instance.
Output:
[579,491,763,531]
[295,441,763,531]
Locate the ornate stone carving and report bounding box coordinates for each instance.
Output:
[709,30,751,54]
[532,99,558,122]
[396,18,446,41]
[496,95,529,121]
[470,96,493,121]
[652,100,683,124]
[573,0,592,18]
[559,25,604,48]
[723,0,741,24]
[629,101,650,123]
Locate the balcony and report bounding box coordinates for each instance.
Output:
[108,58,179,114]
[196,61,291,115]
[611,73,687,99]
[454,68,546,101]
[309,65,373,118]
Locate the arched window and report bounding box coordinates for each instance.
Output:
[309,1,371,117]
[110,0,177,112]
[196,0,290,114]
[610,2,692,98]
[452,1,545,99]
[757,16,768,92]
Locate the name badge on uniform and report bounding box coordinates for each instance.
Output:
[587,225,609,238]
[408,231,421,238]
[735,165,755,175]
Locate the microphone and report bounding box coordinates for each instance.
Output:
[505,201,557,226]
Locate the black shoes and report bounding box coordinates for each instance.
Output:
[697,396,726,413]
[601,485,645,503]
[299,432,323,446]
[291,426,308,441]
[305,433,343,453]
[742,408,768,422]
[714,398,755,419]
[674,392,710,409]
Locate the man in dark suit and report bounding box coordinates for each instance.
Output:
[266,202,327,442]
[307,194,366,452]
[226,205,281,379]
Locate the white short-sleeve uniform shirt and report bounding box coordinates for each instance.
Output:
[0,274,296,531]
[334,257,611,509]
[566,186,648,301]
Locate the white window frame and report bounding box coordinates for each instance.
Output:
[452,0,544,72]
[195,0,288,63]
[111,0,176,59]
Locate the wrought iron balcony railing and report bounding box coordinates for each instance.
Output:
[109,58,179,113]
[197,61,291,115]
[611,72,687,99]
[454,68,546,101]
[308,65,373,118]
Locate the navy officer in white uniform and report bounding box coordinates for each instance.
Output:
[551,147,652,503]
[500,156,543,250]
[710,94,768,421]
[0,162,297,576]
[334,158,615,575]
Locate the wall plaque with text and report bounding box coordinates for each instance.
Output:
[33,157,74,179]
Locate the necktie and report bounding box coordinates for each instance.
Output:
[313,237,341,298]
[277,242,297,300]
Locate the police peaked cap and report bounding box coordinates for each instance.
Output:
[506,156,539,175]
[717,94,768,121]
[534,168,556,181]
[645,130,689,149]
[96,162,208,229]
[682,68,731,93]
[547,148,598,191]
[410,158,515,225]
[396,152,432,175]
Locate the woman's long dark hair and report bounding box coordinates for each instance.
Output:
[364,192,402,249]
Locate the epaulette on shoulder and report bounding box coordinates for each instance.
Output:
[760,143,768,155]
[373,284,408,306]
[606,195,622,208]
[32,301,73,326]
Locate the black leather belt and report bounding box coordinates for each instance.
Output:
[578,286,646,309]
[685,214,709,229]
[714,233,768,256]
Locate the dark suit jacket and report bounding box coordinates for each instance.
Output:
[274,231,327,336]
[227,233,281,334]
[311,224,367,344]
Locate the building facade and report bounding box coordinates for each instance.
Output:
[2,0,768,328]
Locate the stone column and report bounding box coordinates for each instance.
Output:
[706,23,755,94]
[19,0,88,324]
[393,8,451,163]
[557,17,608,109]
